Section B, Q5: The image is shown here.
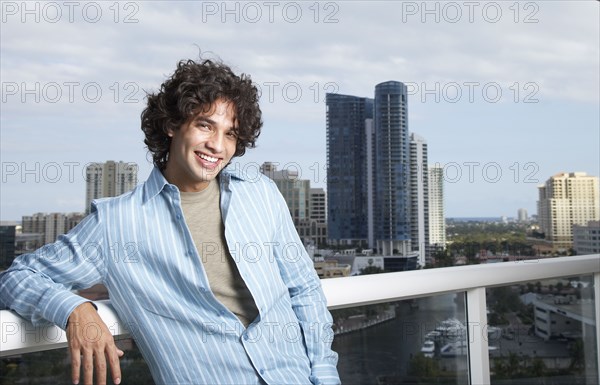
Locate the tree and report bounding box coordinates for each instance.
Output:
[432,249,453,267]
[529,357,546,377]
[506,352,521,378]
[408,354,440,378]
[569,338,585,373]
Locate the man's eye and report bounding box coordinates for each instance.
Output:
[227,131,238,138]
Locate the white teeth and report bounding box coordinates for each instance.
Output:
[198,153,218,163]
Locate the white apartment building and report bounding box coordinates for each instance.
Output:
[537,172,600,251]
[428,165,446,251]
[518,208,528,222]
[85,161,138,213]
[409,133,429,267]
[22,212,85,244]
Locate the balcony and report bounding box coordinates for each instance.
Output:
[2,254,599,384]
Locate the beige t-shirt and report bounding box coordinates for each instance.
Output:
[180,179,258,328]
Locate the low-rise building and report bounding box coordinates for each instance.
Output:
[532,295,595,342]
[313,259,351,279]
[573,221,600,255]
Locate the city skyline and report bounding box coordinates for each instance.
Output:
[1,1,598,220]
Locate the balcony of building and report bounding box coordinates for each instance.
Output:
[1,254,599,384]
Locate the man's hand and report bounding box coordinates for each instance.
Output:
[67,302,124,385]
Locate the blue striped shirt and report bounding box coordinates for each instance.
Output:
[0,166,340,385]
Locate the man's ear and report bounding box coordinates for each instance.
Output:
[166,128,174,137]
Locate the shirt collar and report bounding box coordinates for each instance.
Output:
[218,162,253,192]
[142,167,170,204]
[142,164,250,203]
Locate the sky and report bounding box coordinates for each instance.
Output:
[1,0,599,221]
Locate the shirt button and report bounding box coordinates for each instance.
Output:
[176,214,181,220]
[259,369,265,375]
[243,334,249,341]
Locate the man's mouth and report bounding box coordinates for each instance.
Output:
[195,152,219,164]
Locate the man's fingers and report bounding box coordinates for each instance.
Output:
[107,345,123,385]
[95,348,108,385]
[70,348,81,385]
[82,350,94,385]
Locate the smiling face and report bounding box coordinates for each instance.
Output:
[163,99,238,192]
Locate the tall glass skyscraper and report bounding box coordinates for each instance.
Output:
[374,81,411,255]
[326,93,374,244]
[326,82,425,261]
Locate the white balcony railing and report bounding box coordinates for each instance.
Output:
[2,254,599,385]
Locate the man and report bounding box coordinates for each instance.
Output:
[0,59,340,385]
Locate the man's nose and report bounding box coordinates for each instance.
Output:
[206,132,224,153]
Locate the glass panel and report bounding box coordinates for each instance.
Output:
[332,293,469,384]
[1,338,155,385]
[489,275,598,385]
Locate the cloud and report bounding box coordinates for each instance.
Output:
[1,0,598,219]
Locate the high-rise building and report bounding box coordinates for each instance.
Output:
[308,188,328,247]
[518,208,528,222]
[326,93,373,246]
[309,188,327,224]
[428,165,446,251]
[22,212,46,234]
[20,213,46,253]
[365,118,376,249]
[0,223,17,270]
[374,81,411,255]
[44,213,67,245]
[409,133,429,267]
[326,83,425,259]
[260,162,327,246]
[21,212,84,245]
[537,172,600,250]
[85,161,138,213]
[260,162,309,222]
[44,212,85,244]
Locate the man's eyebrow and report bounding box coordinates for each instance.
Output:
[192,116,216,125]
[193,115,238,131]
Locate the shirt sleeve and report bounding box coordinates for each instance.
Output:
[0,207,107,330]
[269,183,341,385]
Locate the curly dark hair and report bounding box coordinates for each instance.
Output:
[141,59,262,170]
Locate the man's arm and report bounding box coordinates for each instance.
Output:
[0,208,123,384]
[270,187,341,385]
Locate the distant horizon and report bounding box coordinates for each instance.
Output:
[1,214,535,225]
[447,216,532,222]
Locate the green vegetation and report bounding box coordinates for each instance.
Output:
[430,221,541,267]
[447,222,535,259]
[408,353,440,378]
[486,286,530,326]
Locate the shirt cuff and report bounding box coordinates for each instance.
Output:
[41,290,95,330]
[310,364,341,385]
